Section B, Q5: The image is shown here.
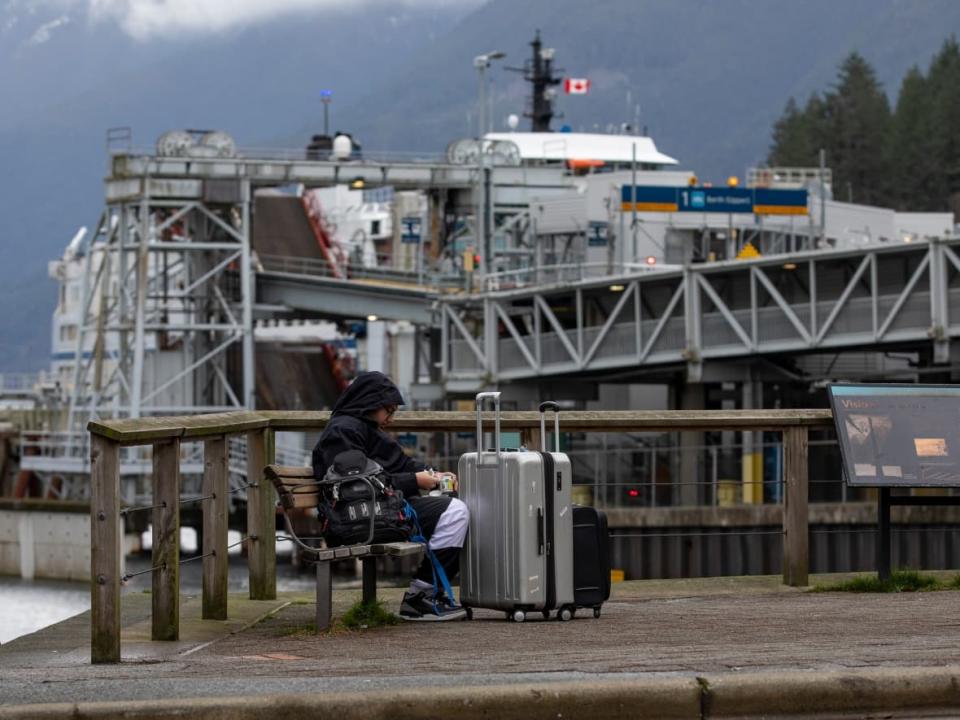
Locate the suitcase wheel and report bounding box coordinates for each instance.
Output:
[541,610,550,620]
[593,607,601,619]
[510,610,526,623]
[464,607,473,621]
[558,606,574,622]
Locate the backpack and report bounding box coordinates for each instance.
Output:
[316,449,413,547]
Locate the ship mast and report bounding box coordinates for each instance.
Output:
[507,30,563,132]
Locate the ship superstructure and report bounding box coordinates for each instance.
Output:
[14,34,960,519]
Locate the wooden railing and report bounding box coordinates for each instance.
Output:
[87,408,834,663]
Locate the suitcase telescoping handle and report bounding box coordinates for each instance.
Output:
[538,400,560,453]
[475,391,501,469]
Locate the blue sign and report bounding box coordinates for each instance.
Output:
[588,221,608,246]
[620,185,678,211]
[401,216,422,244]
[679,188,754,213]
[621,185,808,215]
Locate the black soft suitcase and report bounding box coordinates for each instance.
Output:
[572,505,611,618]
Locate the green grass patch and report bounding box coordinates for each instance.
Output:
[269,600,401,638]
[340,599,401,630]
[813,570,944,593]
[948,574,960,590]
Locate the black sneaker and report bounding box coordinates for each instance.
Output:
[398,591,467,622]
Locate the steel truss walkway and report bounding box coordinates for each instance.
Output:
[439,237,960,386]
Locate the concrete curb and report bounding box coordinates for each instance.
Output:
[0,678,701,720]
[702,665,960,717]
[3,666,960,719]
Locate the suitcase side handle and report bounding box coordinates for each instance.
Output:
[538,400,560,453]
[476,392,501,468]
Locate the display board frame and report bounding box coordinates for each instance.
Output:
[828,383,960,488]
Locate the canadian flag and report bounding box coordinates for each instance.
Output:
[564,78,590,95]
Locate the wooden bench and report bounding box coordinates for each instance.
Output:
[265,465,424,631]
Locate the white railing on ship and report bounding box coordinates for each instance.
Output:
[257,253,462,289]
[481,261,674,291]
[118,147,449,165]
[0,373,45,392]
[18,429,309,477]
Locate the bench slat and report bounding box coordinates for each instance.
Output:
[266,465,315,479]
[367,542,425,557]
[312,541,424,563]
[287,494,319,508]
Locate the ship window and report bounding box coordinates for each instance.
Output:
[371,220,381,236]
[60,325,77,342]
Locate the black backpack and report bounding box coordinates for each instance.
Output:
[316,449,413,547]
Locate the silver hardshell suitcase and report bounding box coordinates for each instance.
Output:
[459,393,575,622]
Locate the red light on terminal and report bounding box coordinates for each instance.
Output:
[627,488,640,498]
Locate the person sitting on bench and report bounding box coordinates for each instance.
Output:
[312,371,469,621]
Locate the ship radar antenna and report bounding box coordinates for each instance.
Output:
[506,30,563,132]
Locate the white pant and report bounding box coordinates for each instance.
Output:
[428,497,469,550]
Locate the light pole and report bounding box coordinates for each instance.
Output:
[320,89,333,136]
[473,51,505,286]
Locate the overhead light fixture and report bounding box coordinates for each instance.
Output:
[351,178,365,189]
[783,262,797,270]
[609,284,625,292]
[645,256,657,266]
[367,314,379,322]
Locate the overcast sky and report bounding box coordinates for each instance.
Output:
[4,0,480,42]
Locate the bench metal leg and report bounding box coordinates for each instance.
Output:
[362,557,377,605]
[316,561,332,632]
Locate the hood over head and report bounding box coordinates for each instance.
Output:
[331,371,404,418]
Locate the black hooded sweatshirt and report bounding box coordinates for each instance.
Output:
[311,371,425,498]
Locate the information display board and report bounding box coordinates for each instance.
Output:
[828,384,960,487]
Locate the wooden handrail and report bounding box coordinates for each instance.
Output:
[87,407,834,663]
[89,408,834,441]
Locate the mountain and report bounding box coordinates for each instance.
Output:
[2,0,959,371]
[331,0,960,172]
[0,1,475,371]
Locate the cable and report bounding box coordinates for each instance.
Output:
[119,501,166,516]
[121,536,252,582]
[117,483,261,515]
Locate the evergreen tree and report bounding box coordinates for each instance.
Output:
[767,94,827,167]
[768,40,960,215]
[822,52,891,206]
[769,97,813,166]
[925,37,960,213]
[888,66,936,210]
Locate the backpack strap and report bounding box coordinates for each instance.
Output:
[402,499,458,613]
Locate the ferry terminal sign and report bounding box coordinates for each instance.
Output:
[621,185,808,216]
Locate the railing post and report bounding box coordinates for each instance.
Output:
[520,427,541,452]
[247,428,276,600]
[90,434,121,663]
[152,438,180,641]
[783,426,809,586]
[202,436,228,620]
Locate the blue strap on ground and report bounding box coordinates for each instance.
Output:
[403,499,457,612]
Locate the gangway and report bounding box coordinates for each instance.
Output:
[439,236,960,386]
[255,253,460,325]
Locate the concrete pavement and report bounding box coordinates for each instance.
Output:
[3,574,960,718]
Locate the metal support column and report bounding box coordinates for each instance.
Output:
[240,180,255,409]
